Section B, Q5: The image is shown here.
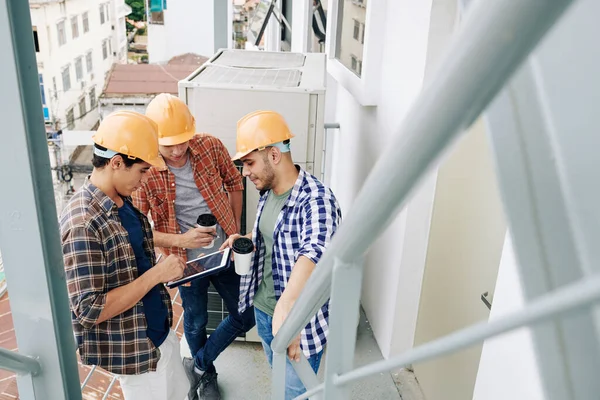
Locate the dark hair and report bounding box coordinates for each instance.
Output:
[92,144,143,168]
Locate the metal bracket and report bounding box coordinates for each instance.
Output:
[481,291,492,310]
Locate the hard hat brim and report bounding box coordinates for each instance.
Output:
[232,149,253,161]
[158,130,195,146]
[146,154,166,169]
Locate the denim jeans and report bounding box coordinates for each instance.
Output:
[254,308,323,400]
[178,265,255,372]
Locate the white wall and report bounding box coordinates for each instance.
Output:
[30,0,123,130]
[147,0,216,63]
[325,0,434,357]
[473,234,545,400]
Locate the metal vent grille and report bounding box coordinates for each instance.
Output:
[212,51,305,68]
[192,65,302,87]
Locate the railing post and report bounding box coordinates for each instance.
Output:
[0,0,82,398]
[272,350,287,400]
[322,258,363,399]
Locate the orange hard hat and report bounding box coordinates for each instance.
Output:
[92,111,165,168]
[145,93,196,146]
[233,110,295,160]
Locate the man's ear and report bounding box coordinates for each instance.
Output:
[270,147,282,164]
[109,155,123,170]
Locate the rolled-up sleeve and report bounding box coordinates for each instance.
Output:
[62,225,107,329]
[297,196,340,265]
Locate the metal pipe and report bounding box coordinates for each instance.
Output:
[80,365,97,390]
[0,349,41,376]
[271,0,576,354]
[102,376,118,400]
[294,272,600,398]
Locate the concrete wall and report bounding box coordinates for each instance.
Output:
[30,0,122,130]
[148,0,221,63]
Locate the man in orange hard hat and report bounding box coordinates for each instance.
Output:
[221,110,342,400]
[60,111,189,400]
[132,93,255,400]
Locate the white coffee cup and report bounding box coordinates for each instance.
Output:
[197,214,217,249]
[232,237,254,275]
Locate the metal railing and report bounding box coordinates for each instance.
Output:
[270,0,584,399]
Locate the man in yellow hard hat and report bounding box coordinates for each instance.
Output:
[132,93,255,400]
[220,110,342,400]
[60,111,189,400]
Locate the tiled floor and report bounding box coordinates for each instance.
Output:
[0,288,186,400]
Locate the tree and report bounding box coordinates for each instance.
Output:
[126,0,145,21]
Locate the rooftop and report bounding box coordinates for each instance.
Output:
[101,64,198,98]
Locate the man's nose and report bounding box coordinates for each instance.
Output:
[242,166,250,177]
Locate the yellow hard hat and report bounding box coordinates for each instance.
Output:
[92,111,165,168]
[145,93,196,146]
[233,110,295,160]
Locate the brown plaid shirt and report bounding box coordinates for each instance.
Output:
[60,179,173,375]
[132,134,244,262]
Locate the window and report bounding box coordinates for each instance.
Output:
[39,74,49,121]
[360,23,365,44]
[334,0,368,77]
[33,27,40,52]
[353,19,360,40]
[82,12,89,33]
[52,77,57,95]
[75,57,83,81]
[150,11,164,25]
[105,3,110,21]
[108,40,112,56]
[66,107,75,130]
[46,26,52,53]
[61,66,71,92]
[100,4,105,24]
[78,97,86,117]
[89,87,96,109]
[328,0,384,105]
[71,16,79,39]
[57,20,66,46]
[102,40,108,59]
[85,51,93,73]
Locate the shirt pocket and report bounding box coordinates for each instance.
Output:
[148,193,168,220]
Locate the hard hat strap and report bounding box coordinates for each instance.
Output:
[273,141,291,153]
[94,147,118,159]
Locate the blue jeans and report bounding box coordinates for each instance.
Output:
[178,265,255,372]
[254,308,323,400]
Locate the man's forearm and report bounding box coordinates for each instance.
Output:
[153,230,181,248]
[229,190,243,233]
[96,269,158,324]
[279,256,316,304]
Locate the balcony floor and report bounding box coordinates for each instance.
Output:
[181,307,404,399]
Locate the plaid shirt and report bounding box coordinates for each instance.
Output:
[132,134,244,262]
[239,167,341,357]
[60,179,173,375]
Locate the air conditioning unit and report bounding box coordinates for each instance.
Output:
[179,49,326,343]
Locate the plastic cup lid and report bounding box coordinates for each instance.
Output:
[197,214,217,227]
[233,237,253,254]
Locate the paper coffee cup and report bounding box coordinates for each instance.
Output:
[232,237,253,275]
[197,214,217,249]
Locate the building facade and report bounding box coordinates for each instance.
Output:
[30,0,130,131]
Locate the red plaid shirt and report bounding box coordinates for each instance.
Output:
[132,134,244,261]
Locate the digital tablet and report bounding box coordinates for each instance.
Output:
[166,248,231,288]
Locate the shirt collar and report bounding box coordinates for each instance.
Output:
[283,165,306,208]
[83,177,118,214]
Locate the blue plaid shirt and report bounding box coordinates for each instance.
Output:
[239,167,341,357]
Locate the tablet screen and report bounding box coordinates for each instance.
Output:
[182,250,227,279]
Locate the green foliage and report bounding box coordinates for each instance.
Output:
[126,0,145,21]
